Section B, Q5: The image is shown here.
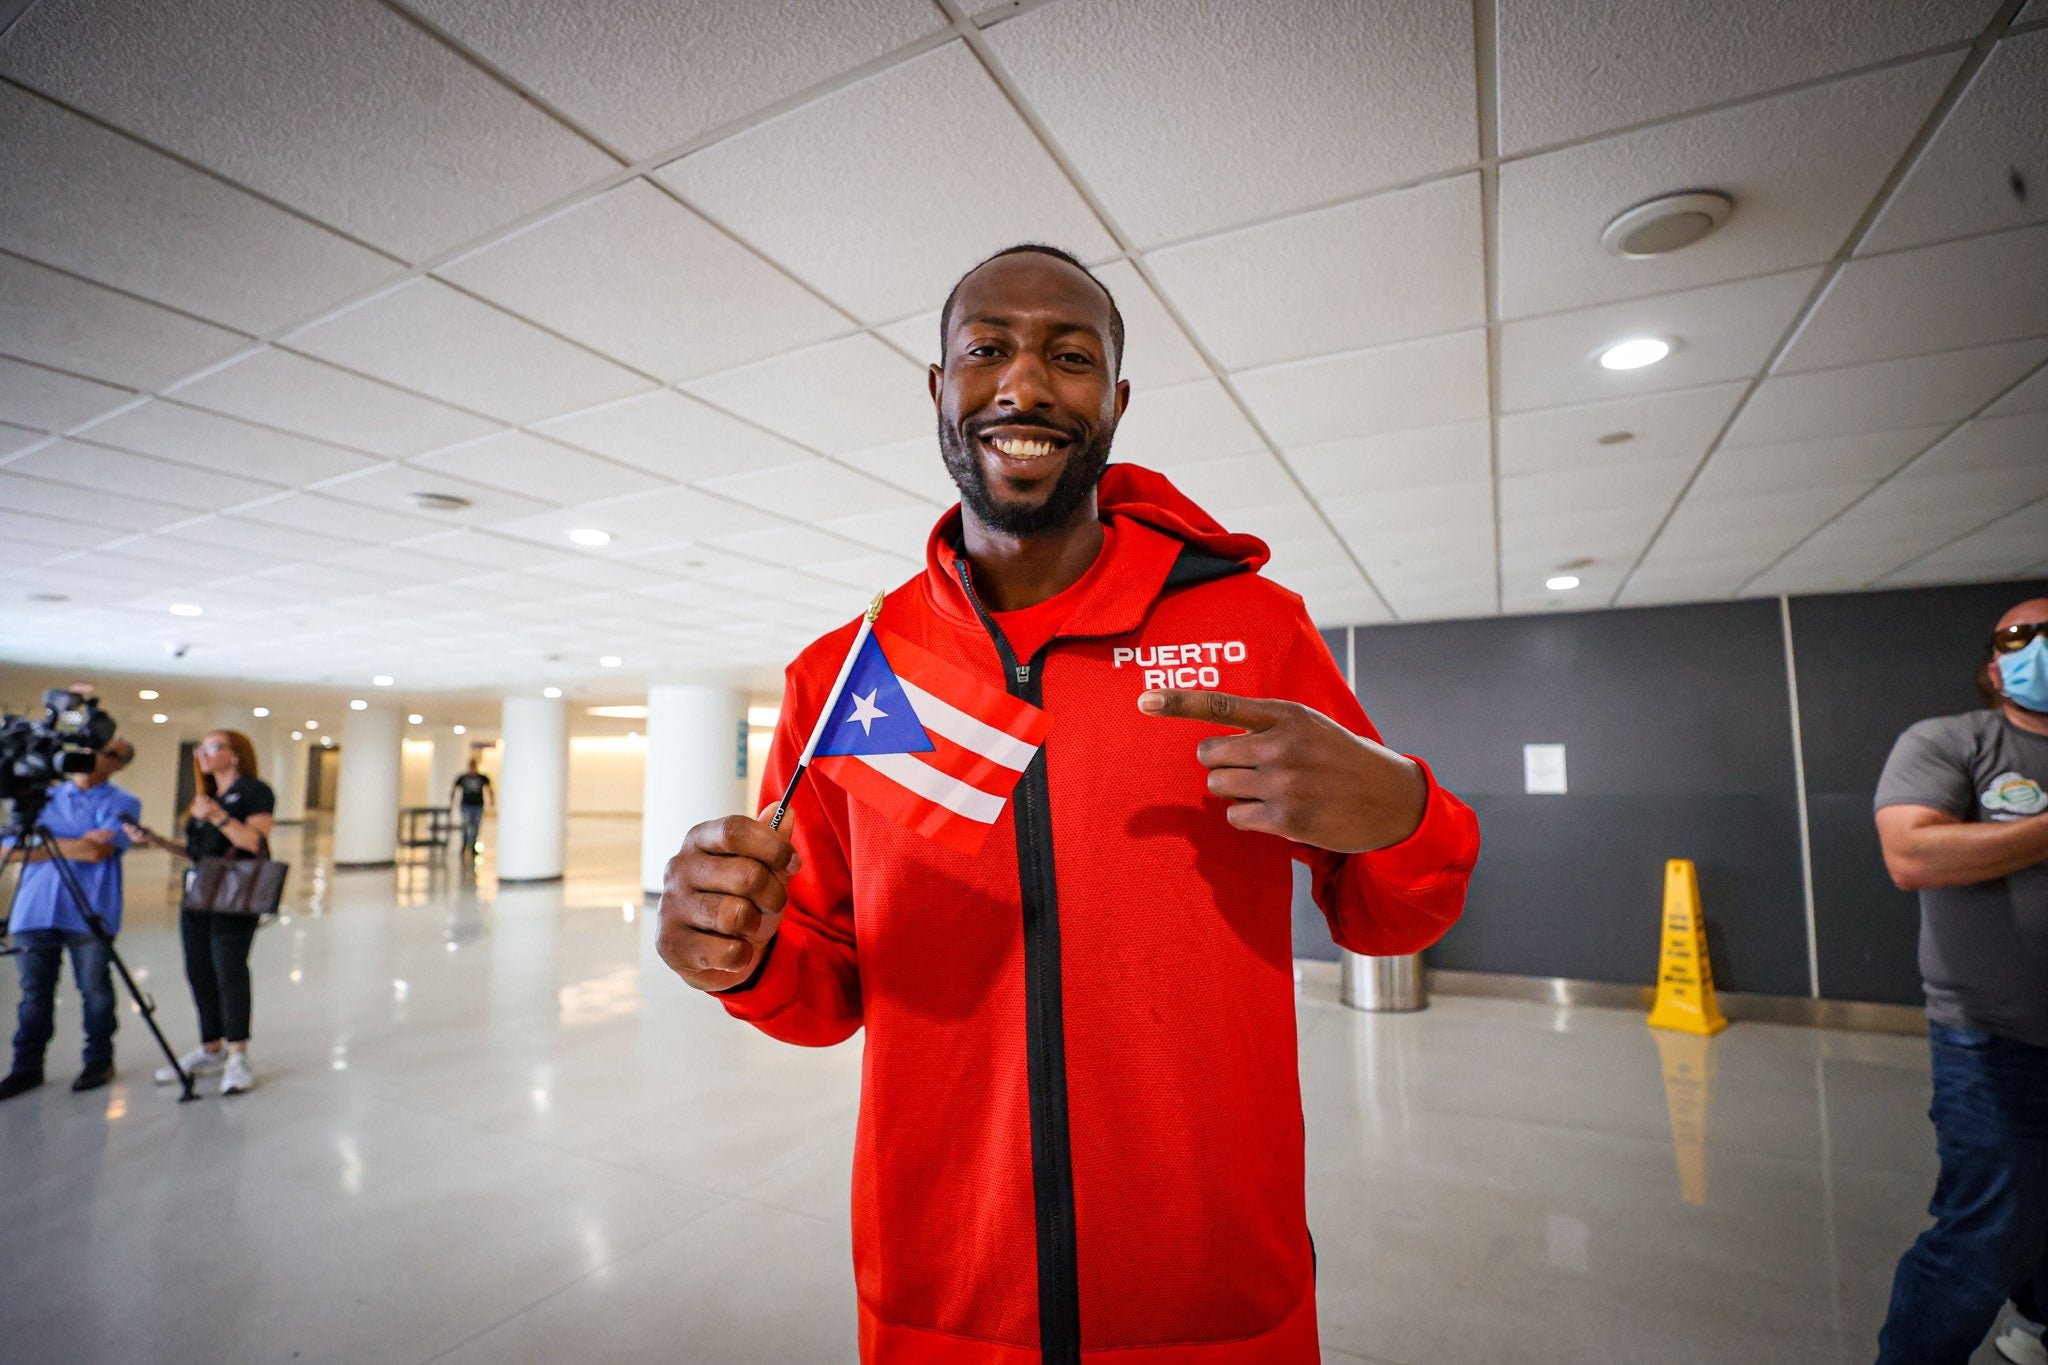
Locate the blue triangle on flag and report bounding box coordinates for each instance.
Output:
[812,633,935,758]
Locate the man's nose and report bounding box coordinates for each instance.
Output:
[994,353,1054,412]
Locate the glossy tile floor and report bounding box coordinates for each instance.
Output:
[0,818,2000,1364]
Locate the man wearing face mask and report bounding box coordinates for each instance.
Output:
[1874,597,2048,1365]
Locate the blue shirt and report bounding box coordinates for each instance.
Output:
[5,781,141,936]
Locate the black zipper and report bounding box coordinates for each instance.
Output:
[955,559,1082,1365]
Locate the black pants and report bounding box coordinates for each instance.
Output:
[179,910,259,1044]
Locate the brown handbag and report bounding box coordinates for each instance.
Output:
[181,839,289,918]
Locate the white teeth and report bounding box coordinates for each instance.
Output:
[989,437,1057,459]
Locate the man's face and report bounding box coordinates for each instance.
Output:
[79,739,132,788]
[1989,597,2048,706]
[930,253,1128,538]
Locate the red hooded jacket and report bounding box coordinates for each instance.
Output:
[724,465,1479,1363]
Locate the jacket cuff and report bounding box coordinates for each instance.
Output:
[1363,756,1476,890]
[713,935,778,1000]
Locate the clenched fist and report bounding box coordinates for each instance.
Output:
[658,811,802,993]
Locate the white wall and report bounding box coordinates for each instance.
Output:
[401,738,432,807]
[569,735,645,815]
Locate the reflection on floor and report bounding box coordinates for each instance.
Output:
[0,818,1993,1363]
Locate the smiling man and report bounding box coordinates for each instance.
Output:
[660,245,1480,1363]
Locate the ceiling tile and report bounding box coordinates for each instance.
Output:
[314,461,554,527]
[0,0,618,262]
[983,0,1476,247]
[1687,428,1944,499]
[1084,261,1212,391]
[657,43,1116,322]
[0,356,135,434]
[1146,175,1484,370]
[0,253,248,389]
[1381,582,1498,623]
[0,420,42,456]
[410,430,665,505]
[534,389,811,482]
[7,439,283,510]
[699,458,921,524]
[1905,410,2048,477]
[1319,482,1495,562]
[0,507,112,551]
[1499,383,1746,478]
[77,400,383,485]
[492,484,790,552]
[439,180,850,382]
[703,524,869,569]
[1500,457,1696,519]
[1779,224,2048,370]
[283,279,651,424]
[0,470,200,533]
[1863,29,2048,254]
[1499,269,1820,412]
[0,82,398,334]
[233,492,448,545]
[1158,452,1299,516]
[1108,379,1266,468]
[404,528,576,573]
[1727,339,2048,446]
[837,435,957,507]
[157,515,376,562]
[1891,499,2048,582]
[1286,422,1491,500]
[1234,330,1489,448]
[1497,57,1955,319]
[681,335,931,455]
[815,504,941,555]
[1984,362,2048,418]
[398,0,943,159]
[1497,0,1994,153]
[169,348,500,457]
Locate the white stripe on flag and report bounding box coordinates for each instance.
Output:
[897,679,1037,772]
[854,752,1007,824]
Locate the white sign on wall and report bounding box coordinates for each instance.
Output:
[1524,743,1568,795]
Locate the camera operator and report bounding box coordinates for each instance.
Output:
[0,734,140,1099]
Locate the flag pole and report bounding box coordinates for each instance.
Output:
[768,589,886,834]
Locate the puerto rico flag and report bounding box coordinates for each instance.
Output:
[810,626,1050,857]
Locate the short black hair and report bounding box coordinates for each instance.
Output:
[938,243,1125,376]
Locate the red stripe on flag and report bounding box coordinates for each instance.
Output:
[825,754,1004,858]
[875,627,1050,748]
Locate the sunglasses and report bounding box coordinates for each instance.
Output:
[1992,622,2048,654]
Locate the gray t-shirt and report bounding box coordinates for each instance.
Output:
[1875,710,2048,1047]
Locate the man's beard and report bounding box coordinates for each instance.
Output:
[938,416,1114,537]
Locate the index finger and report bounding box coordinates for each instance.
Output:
[1136,689,1291,732]
[689,813,800,874]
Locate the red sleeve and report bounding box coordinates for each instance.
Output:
[1277,610,1480,956]
[715,652,864,1046]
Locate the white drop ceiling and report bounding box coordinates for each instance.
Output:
[1,0,2044,695]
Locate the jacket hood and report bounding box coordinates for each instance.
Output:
[920,462,1270,635]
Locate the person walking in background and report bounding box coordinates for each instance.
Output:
[0,734,139,1099]
[449,757,492,857]
[1874,596,2048,1365]
[128,728,275,1096]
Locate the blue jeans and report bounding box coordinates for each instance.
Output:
[459,805,483,853]
[1878,1024,2048,1364]
[10,929,116,1074]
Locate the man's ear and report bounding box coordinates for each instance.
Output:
[928,362,944,410]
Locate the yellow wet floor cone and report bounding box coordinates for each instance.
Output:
[1652,1029,1716,1205]
[1647,858,1728,1036]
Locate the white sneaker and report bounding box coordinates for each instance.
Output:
[220,1052,253,1096]
[1998,1317,2048,1365]
[154,1048,226,1085]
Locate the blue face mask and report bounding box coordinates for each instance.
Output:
[1998,635,2048,713]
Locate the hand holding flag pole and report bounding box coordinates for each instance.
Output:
[767,589,886,835]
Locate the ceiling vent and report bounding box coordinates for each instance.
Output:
[1601,191,1733,258]
[409,491,473,512]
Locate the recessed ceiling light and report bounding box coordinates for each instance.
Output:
[305,720,320,731]
[168,603,203,617]
[372,675,394,687]
[453,725,466,735]
[1546,575,1582,591]
[408,713,424,725]
[252,707,269,717]
[568,528,612,547]
[321,736,334,747]
[1597,338,1670,371]
[409,491,472,512]
[626,730,639,740]
[543,687,563,699]
[350,699,368,711]
[598,655,623,668]
[152,713,169,724]
[138,689,159,700]
[291,730,304,740]
[1601,190,1733,258]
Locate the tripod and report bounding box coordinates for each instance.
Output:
[1,799,199,1102]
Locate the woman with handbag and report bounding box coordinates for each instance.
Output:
[129,729,276,1095]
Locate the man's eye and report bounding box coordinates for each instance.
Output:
[966,344,1001,358]
[1058,353,1094,365]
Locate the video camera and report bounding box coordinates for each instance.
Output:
[1,689,117,810]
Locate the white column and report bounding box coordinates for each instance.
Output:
[427,727,467,810]
[271,729,310,823]
[498,696,567,882]
[640,684,749,896]
[333,706,402,866]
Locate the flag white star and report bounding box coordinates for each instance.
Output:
[843,688,888,736]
